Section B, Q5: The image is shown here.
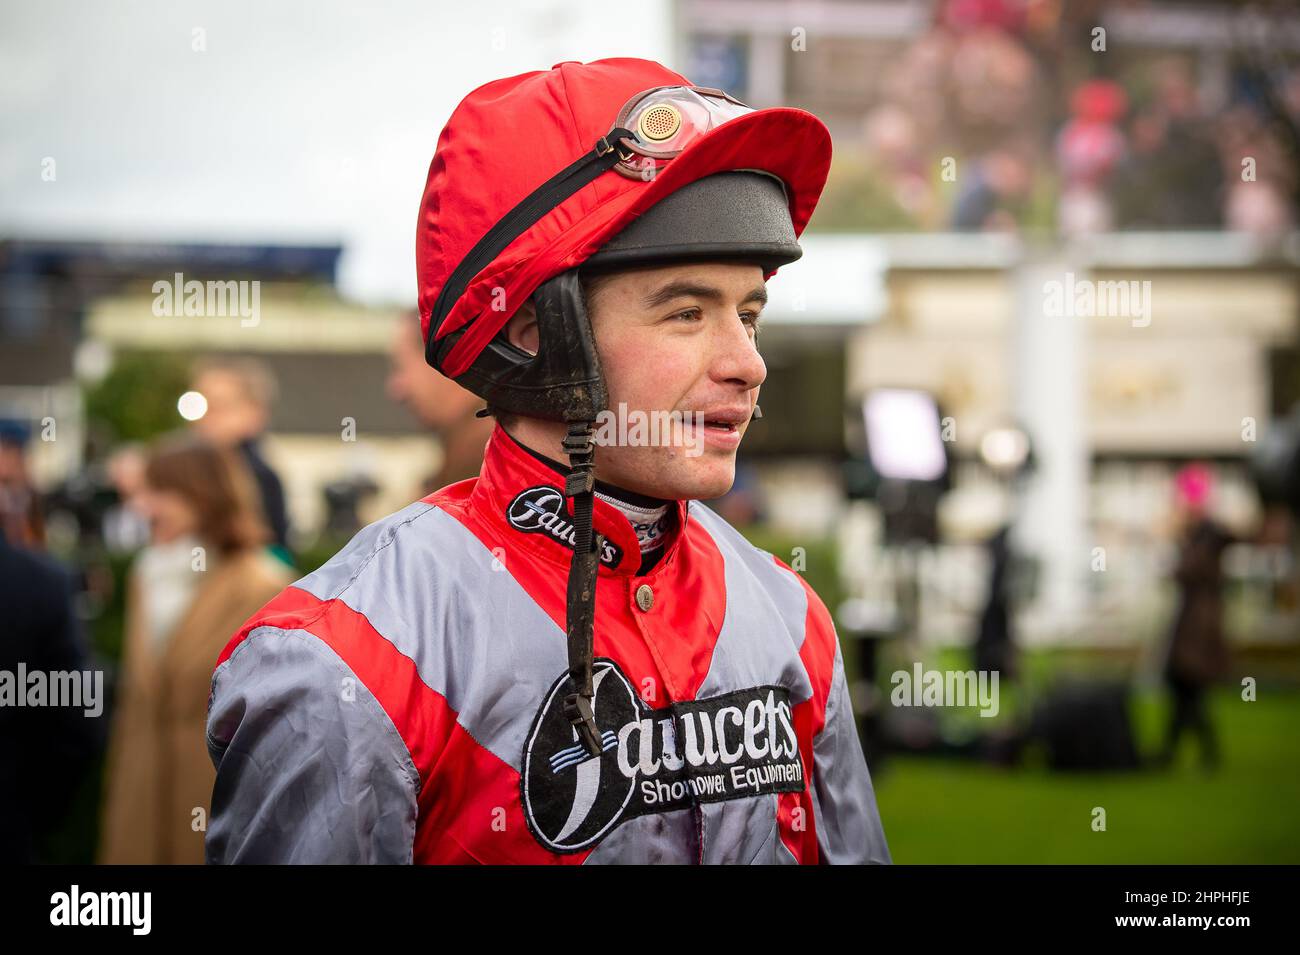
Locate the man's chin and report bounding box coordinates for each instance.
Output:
[663,452,737,501]
[599,447,737,501]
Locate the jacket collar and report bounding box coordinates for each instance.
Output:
[469,423,689,578]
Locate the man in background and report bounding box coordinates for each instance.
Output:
[189,357,291,553]
[0,419,44,548]
[0,525,100,862]
[386,310,492,493]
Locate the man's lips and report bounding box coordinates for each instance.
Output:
[678,405,752,450]
[686,405,753,431]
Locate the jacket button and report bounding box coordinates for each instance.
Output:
[635,584,654,612]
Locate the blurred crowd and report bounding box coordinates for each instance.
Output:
[833,0,1299,236]
[0,314,493,863]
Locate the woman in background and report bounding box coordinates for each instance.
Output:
[1157,462,1233,772]
[98,435,290,864]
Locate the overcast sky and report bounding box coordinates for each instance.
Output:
[0,0,673,304]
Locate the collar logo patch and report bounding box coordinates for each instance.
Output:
[521,659,805,853]
[506,485,622,567]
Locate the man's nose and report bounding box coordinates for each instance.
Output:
[709,315,767,390]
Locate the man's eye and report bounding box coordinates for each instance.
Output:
[741,311,763,330]
[671,309,702,323]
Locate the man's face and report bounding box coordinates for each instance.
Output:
[585,261,767,501]
[387,318,480,430]
[191,370,265,447]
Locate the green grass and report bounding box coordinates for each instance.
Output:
[873,684,1300,863]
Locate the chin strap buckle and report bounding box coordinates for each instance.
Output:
[563,691,603,757]
[565,469,594,496]
[562,426,595,459]
[563,422,597,496]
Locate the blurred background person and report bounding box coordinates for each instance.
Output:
[101,443,151,555]
[1156,463,1234,772]
[97,435,290,864]
[1112,58,1224,229]
[1055,78,1128,236]
[0,523,101,863]
[0,419,45,548]
[1219,101,1296,239]
[973,524,1018,683]
[951,147,1034,232]
[386,309,493,494]
[189,357,291,555]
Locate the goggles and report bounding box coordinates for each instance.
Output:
[608,85,754,180]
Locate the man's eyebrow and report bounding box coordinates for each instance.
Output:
[641,280,769,310]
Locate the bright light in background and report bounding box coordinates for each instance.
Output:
[73,340,114,383]
[980,426,1031,475]
[0,0,673,305]
[177,391,208,422]
[864,388,947,482]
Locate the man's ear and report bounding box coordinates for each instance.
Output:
[503,299,539,356]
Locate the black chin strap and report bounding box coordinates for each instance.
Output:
[561,419,604,757]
